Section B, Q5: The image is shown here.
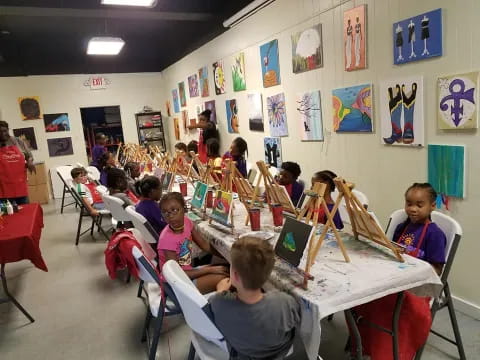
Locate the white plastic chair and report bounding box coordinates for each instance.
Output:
[125,205,158,244]
[86,166,101,182]
[332,188,369,225]
[101,193,131,224]
[162,260,229,360]
[56,165,75,213]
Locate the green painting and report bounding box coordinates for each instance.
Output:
[232,52,246,92]
[428,144,465,198]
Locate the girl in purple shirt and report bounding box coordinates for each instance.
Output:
[135,176,167,235]
[311,170,343,230]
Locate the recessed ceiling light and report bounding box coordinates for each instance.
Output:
[101,0,157,6]
[87,37,125,55]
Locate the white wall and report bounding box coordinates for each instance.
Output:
[159,0,480,309]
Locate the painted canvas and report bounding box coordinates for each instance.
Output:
[226,99,239,133]
[247,93,264,132]
[178,81,187,107]
[204,100,217,124]
[18,96,42,120]
[267,93,288,137]
[172,89,180,113]
[428,144,465,198]
[297,90,323,141]
[344,5,367,71]
[161,172,173,191]
[213,61,226,95]
[332,84,372,132]
[44,113,70,132]
[199,66,210,97]
[232,52,246,92]
[264,137,282,168]
[260,39,281,87]
[438,72,478,129]
[166,100,172,116]
[211,190,233,225]
[47,137,73,157]
[292,24,323,74]
[191,182,208,209]
[393,8,442,65]
[195,104,204,120]
[13,127,38,150]
[181,110,188,133]
[173,118,180,140]
[380,76,424,146]
[274,216,313,267]
[188,74,199,98]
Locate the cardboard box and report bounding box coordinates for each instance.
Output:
[28,183,50,204]
[27,162,48,186]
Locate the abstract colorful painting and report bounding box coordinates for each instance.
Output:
[178,81,187,107]
[204,100,217,124]
[18,96,42,120]
[428,144,465,198]
[199,66,210,97]
[292,24,323,74]
[344,5,367,71]
[438,72,478,129]
[267,93,288,137]
[232,52,246,92]
[260,39,281,87]
[296,90,323,141]
[264,137,282,168]
[226,99,239,133]
[380,76,424,146]
[211,190,233,225]
[13,127,38,150]
[44,113,70,132]
[191,182,208,209]
[47,137,73,157]
[247,93,264,132]
[274,216,313,267]
[393,8,442,65]
[172,89,180,113]
[166,100,172,116]
[181,110,188,133]
[173,118,180,140]
[188,74,199,98]
[332,84,372,132]
[213,61,226,95]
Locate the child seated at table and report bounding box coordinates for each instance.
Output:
[124,161,141,197]
[312,170,344,230]
[135,176,167,235]
[222,137,248,177]
[210,236,301,359]
[106,168,137,207]
[71,167,104,216]
[186,140,198,162]
[157,192,228,294]
[206,138,222,176]
[277,161,304,206]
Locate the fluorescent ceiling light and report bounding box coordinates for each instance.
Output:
[87,37,125,55]
[101,0,157,6]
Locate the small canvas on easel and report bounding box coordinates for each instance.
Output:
[211,191,233,226]
[161,172,173,191]
[275,217,313,267]
[191,182,208,209]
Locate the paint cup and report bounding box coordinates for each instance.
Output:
[206,190,213,208]
[271,203,284,226]
[179,182,188,196]
[146,162,153,173]
[249,208,261,231]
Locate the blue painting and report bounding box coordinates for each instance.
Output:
[172,89,180,113]
[428,144,464,198]
[225,99,239,133]
[393,8,442,65]
[260,39,281,88]
[332,84,372,132]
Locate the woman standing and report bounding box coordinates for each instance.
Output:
[187,109,219,163]
[0,120,36,204]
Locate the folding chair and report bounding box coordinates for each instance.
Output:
[332,188,369,226]
[101,193,132,229]
[86,166,101,183]
[56,165,75,213]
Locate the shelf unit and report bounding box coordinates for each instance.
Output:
[135,111,166,151]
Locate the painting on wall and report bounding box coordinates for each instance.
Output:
[274,217,314,267]
[428,144,465,199]
[181,110,188,133]
[344,5,367,71]
[172,89,180,113]
[380,76,424,146]
[247,93,264,132]
[264,137,282,169]
[13,127,38,150]
[43,113,70,132]
[296,90,323,141]
[225,99,239,133]
[213,61,226,95]
[393,8,442,65]
[199,66,210,97]
[18,96,42,120]
[47,137,73,157]
[438,71,478,130]
[188,74,199,98]
[195,104,204,120]
[211,190,233,225]
[173,118,180,140]
[260,39,281,87]
[178,81,187,107]
[204,100,217,124]
[267,93,288,137]
[232,52,246,92]
[332,84,372,132]
[292,24,323,74]
[166,100,172,116]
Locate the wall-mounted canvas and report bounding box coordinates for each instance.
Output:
[188,74,199,98]
[172,89,180,113]
[18,96,42,120]
[247,93,264,132]
[380,76,424,146]
[393,8,442,65]
[291,24,323,74]
[232,52,246,92]
[274,216,314,267]
[13,127,38,150]
[199,66,210,97]
[428,144,465,198]
[438,71,478,129]
[44,113,70,132]
[191,182,208,209]
[166,100,172,116]
[181,110,188,133]
[267,93,288,137]
[213,61,226,95]
[332,84,372,132]
[264,137,282,168]
[211,190,233,225]
[195,104,204,120]
[47,137,73,157]
[260,39,281,87]
[204,100,217,124]
[344,5,367,71]
[178,81,187,107]
[296,90,323,141]
[225,99,239,133]
[173,118,180,140]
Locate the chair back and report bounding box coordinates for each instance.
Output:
[56,165,74,187]
[162,260,228,352]
[332,188,369,225]
[128,228,157,262]
[102,193,131,222]
[385,209,408,241]
[132,245,160,284]
[86,166,101,181]
[125,206,159,244]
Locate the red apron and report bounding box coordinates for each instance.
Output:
[0,144,28,198]
[198,130,207,164]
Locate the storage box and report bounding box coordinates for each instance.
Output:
[27,162,48,186]
[28,183,49,204]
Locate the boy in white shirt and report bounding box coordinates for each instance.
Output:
[71,167,102,216]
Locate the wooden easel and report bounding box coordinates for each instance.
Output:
[208,159,236,234]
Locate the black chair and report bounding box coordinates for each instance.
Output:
[56,165,76,214]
